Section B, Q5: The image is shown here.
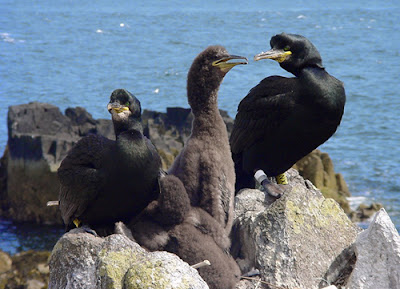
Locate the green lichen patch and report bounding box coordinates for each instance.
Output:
[98,249,141,289]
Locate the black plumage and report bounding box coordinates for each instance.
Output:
[58,89,162,234]
[230,33,346,192]
[168,46,247,233]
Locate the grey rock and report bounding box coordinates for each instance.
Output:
[3,102,114,224]
[347,208,400,289]
[6,102,78,223]
[49,228,103,289]
[0,102,353,224]
[293,149,351,213]
[0,250,12,274]
[232,169,360,289]
[48,229,209,289]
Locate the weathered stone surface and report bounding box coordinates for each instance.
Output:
[349,202,384,223]
[0,148,7,216]
[347,208,400,289]
[232,169,360,289]
[3,103,113,224]
[0,102,352,224]
[0,250,51,289]
[6,103,74,223]
[48,229,208,289]
[0,250,12,275]
[293,149,351,213]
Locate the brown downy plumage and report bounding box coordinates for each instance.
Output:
[130,174,241,289]
[168,46,247,235]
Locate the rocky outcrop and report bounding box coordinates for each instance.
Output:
[0,102,355,225]
[48,228,209,289]
[0,249,50,289]
[2,167,394,288]
[349,202,384,223]
[347,208,400,289]
[2,102,114,224]
[293,149,351,213]
[232,169,360,289]
[142,107,234,169]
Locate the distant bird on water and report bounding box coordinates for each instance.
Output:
[168,45,248,233]
[230,33,346,196]
[58,89,162,235]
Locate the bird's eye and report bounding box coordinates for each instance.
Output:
[125,102,130,106]
[283,46,290,51]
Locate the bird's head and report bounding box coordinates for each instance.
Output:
[108,89,141,121]
[209,46,248,75]
[107,89,142,134]
[254,33,324,76]
[187,46,247,110]
[190,45,248,83]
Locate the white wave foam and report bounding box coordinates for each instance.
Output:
[1,32,25,43]
[348,196,369,210]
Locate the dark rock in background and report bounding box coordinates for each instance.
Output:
[0,249,50,289]
[2,103,114,224]
[0,102,379,225]
[293,149,351,213]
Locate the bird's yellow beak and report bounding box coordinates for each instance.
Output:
[212,55,248,72]
[254,49,292,63]
[107,103,129,114]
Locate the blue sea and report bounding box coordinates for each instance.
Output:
[1,0,399,254]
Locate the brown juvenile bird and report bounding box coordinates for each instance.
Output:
[58,89,162,235]
[130,174,241,289]
[168,45,248,234]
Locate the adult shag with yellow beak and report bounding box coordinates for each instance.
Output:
[230,33,346,197]
[169,46,247,234]
[58,89,162,235]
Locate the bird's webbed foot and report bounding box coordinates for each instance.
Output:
[71,218,98,237]
[81,225,98,237]
[241,268,260,278]
[254,170,286,198]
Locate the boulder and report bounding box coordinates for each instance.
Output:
[0,250,12,273]
[3,103,113,224]
[293,149,351,213]
[0,148,8,215]
[48,228,209,289]
[349,203,384,223]
[0,250,50,289]
[0,102,352,224]
[232,169,360,289]
[347,208,400,289]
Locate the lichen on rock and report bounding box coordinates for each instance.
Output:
[233,169,360,289]
[48,229,209,289]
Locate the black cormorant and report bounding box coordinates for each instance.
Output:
[230,33,346,195]
[58,89,162,235]
[168,46,247,233]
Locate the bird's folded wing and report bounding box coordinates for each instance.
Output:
[230,76,298,154]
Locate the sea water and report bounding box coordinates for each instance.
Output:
[1,0,399,254]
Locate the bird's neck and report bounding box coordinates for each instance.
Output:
[299,66,330,98]
[113,118,143,137]
[187,82,219,117]
[299,66,345,112]
[115,129,147,166]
